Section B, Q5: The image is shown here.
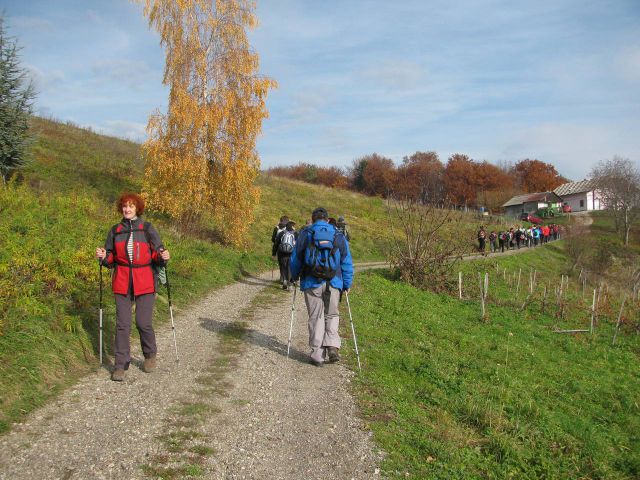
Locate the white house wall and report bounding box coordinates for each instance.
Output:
[562,193,588,212]
[561,191,604,212]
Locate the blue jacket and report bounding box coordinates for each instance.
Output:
[290,220,354,291]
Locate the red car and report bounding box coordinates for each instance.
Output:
[519,212,543,224]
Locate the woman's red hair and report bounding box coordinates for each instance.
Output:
[117,193,145,215]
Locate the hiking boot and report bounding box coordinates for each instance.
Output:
[143,356,157,373]
[327,347,340,363]
[111,369,125,382]
[310,358,324,367]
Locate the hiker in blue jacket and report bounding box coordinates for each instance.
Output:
[290,207,354,366]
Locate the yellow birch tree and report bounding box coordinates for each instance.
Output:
[140,0,276,245]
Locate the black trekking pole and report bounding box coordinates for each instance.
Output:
[163,263,179,363]
[98,260,103,365]
[344,291,362,372]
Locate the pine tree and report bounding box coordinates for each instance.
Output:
[0,17,36,184]
[140,0,276,246]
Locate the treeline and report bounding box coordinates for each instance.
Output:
[267,152,568,211]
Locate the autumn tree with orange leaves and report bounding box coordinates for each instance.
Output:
[350,154,397,197]
[443,154,477,206]
[397,151,444,204]
[514,159,566,193]
[140,0,276,246]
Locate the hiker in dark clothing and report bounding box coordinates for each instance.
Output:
[272,215,288,248]
[273,221,297,290]
[498,231,506,252]
[489,231,498,253]
[478,226,486,254]
[272,215,289,283]
[336,215,350,241]
[96,192,170,382]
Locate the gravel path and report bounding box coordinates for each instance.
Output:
[0,270,381,480]
[0,236,570,479]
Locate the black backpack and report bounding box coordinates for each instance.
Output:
[278,230,296,254]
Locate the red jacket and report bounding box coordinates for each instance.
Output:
[101,218,165,296]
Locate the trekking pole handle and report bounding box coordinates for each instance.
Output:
[159,248,172,307]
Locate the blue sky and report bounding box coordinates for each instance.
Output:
[2,0,639,180]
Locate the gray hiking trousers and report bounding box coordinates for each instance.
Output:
[114,293,157,370]
[303,283,341,363]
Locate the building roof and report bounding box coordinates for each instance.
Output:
[553,179,598,196]
[502,191,563,207]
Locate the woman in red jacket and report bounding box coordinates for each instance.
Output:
[96,193,170,382]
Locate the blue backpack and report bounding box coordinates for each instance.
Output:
[304,224,341,280]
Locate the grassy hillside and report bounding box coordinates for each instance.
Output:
[0,117,414,431]
[343,243,640,478]
[0,117,545,434]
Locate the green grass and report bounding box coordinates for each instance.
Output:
[0,117,404,431]
[345,245,640,479]
[0,117,519,432]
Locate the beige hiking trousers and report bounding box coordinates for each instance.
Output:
[303,283,342,362]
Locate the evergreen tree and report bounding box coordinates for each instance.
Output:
[0,17,35,184]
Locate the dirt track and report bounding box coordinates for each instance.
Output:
[0,271,381,480]
[0,230,576,479]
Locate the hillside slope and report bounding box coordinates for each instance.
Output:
[0,117,400,432]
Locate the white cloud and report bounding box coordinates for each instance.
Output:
[362,59,425,91]
[499,122,640,179]
[614,45,640,83]
[26,64,65,91]
[91,59,156,91]
[95,120,147,142]
[286,89,333,123]
[10,16,55,31]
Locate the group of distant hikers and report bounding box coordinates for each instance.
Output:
[477,223,562,254]
[95,193,355,380]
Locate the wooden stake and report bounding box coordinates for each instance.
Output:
[459,272,462,300]
[516,268,521,295]
[529,271,533,294]
[479,273,485,320]
[612,296,627,345]
[484,273,489,301]
[590,289,596,334]
[559,275,564,299]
